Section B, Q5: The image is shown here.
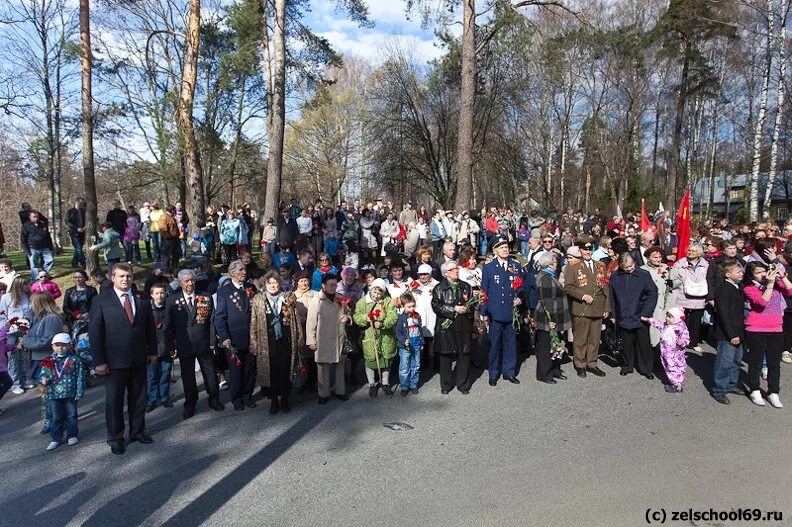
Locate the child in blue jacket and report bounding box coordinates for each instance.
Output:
[39,333,86,451]
[395,293,424,396]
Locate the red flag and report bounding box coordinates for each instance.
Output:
[674,189,691,262]
[640,199,652,232]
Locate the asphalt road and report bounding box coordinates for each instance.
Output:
[1,345,791,527]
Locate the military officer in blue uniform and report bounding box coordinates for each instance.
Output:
[214,260,256,411]
[480,236,526,385]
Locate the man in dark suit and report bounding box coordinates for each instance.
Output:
[480,236,525,385]
[276,208,298,250]
[88,262,157,455]
[164,269,223,418]
[291,249,315,276]
[214,259,256,411]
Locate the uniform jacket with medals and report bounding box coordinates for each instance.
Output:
[563,260,609,317]
[480,257,526,323]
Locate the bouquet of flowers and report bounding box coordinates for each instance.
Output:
[442,290,488,329]
[545,308,568,360]
[227,345,243,367]
[511,277,524,331]
[7,317,30,338]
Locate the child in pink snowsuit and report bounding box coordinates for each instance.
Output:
[648,306,690,393]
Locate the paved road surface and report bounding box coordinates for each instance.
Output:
[1,346,790,527]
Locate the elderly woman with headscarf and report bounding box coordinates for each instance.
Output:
[534,251,571,384]
[431,260,474,394]
[353,278,398,397]
[250,271,300,414]
[670,242,709,352]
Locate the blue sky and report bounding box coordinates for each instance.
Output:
[302,0,450,64]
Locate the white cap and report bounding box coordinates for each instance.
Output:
[52,333,72,345]
[417,264,433,275]
[370,278,388,292]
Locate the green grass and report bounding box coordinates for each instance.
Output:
[3,245,157,293]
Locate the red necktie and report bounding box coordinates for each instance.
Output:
[123,293,134,323]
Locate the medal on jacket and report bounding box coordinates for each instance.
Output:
[53,356,72,383]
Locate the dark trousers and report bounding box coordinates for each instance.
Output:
[228,348,256,404]
[438,353,470,391]
[745,331,783,394]
[487,319,517,380]
[70,233,85,267]
[162,238,180,269]
[181,352,219,408]
[535,329,561,381]
[105,365,147,443]
[684,308,705,347]
[783,311,792,352]
[150,232,161,262]
[269,343,292,396]
[620,326,653,375]
[223,244,237,265]
[50,398,78,442]
[0,371,12,402]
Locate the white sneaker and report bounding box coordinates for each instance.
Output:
[46,441,60,451]
[782,351,792,364]
[767,393,784,408]
[749,390,766,406]
[67,437,79,446]
[762,367,768,380]
[219,380,229,391]
[11,386,24,395]
[693,345,703,353]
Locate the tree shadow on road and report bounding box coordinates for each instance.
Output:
[0,472,91,525]
[158,411,333,526]
[81,454,219,527]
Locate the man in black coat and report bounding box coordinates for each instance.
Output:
[66,198,87,268]
[21,210,54,280]
[276,208,298,250]
[106,199,128,237]
[88,263,157,455]
[214,260,256,411]
[164,269,223,418]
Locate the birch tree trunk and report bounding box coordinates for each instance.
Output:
[749,0,774,221]
[263,0,286,222]
[453,0,475,213]
[80,0,99,273]
[763,0,790,219]
[178,0,205,226]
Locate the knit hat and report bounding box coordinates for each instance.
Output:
[340,266,358,278]
[667,306,685,324]
[370,278,388,292]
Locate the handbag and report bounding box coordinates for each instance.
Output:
[599,321,625,367]
[291,355,308,390]
[683,279,708,297]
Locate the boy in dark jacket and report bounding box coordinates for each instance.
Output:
[395,293,424,396]
[711,261,746,404]
[146,283,172,411]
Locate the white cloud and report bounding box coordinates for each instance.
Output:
[320,30,444,64]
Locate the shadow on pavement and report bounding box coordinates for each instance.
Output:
[82,454,219,527]
[159,411,333,526]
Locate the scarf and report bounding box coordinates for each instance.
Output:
[266,292,284,339]
[320,265,332,273]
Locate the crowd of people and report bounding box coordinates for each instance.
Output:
[1,196,792,455]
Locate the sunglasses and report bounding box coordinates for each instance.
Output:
[542,240,553,244]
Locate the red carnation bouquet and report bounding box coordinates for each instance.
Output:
[441,290,488,329]
[511,276,524,330]
[8,317,30,338]
[227,345,243,367]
